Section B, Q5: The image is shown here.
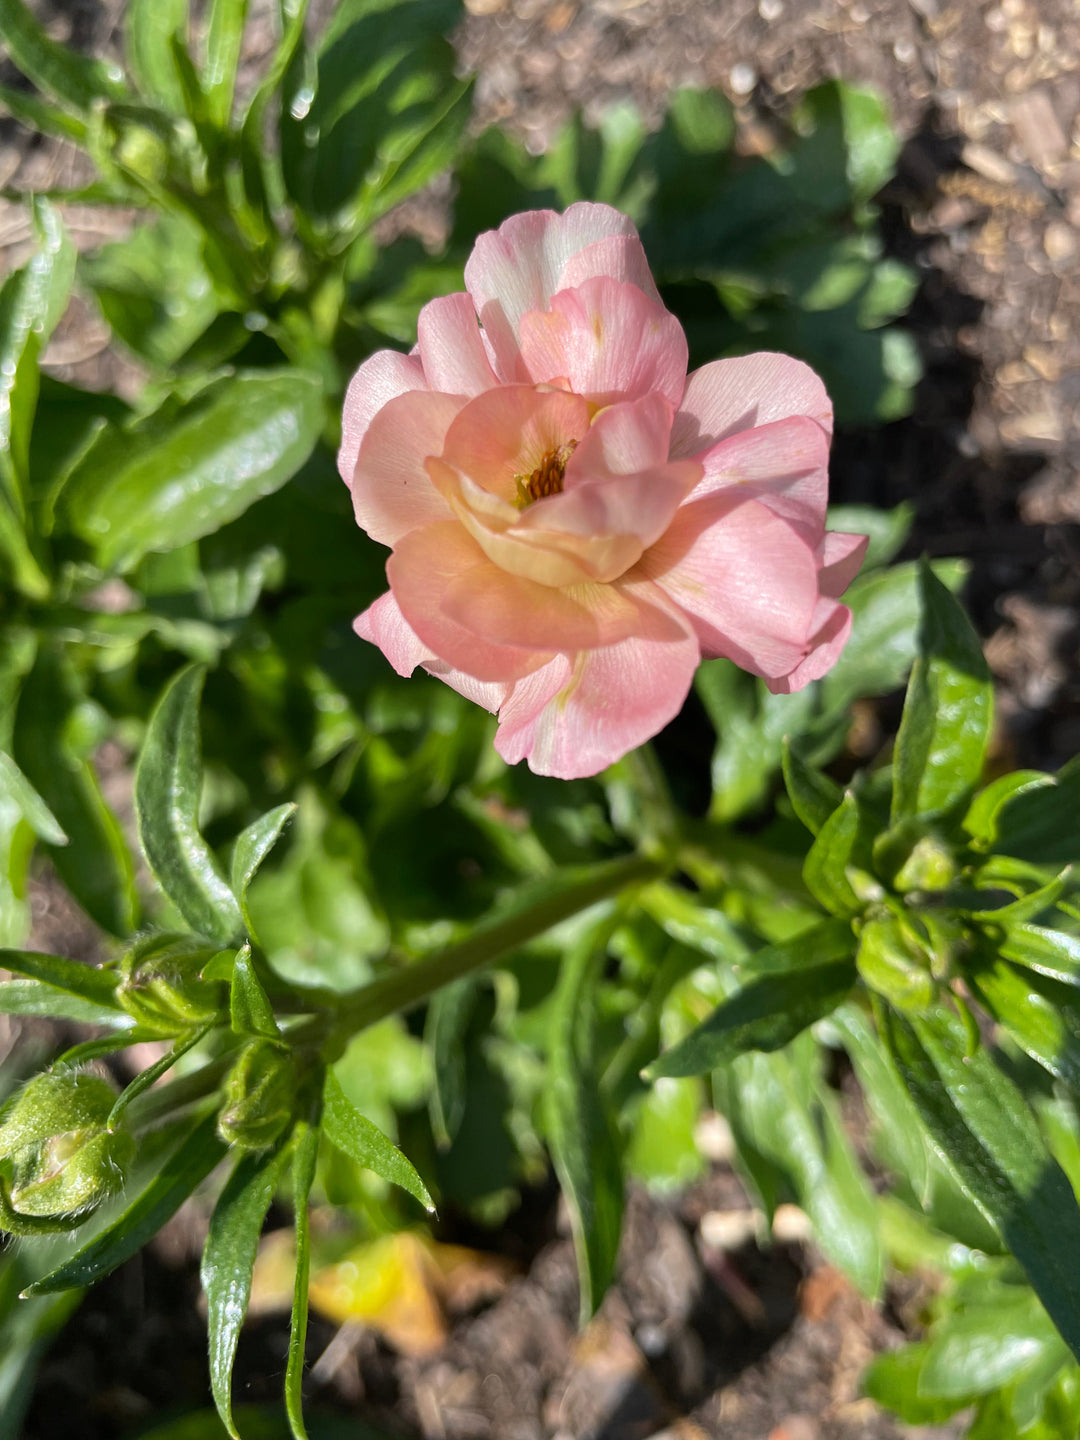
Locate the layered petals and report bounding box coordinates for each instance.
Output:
[351,389,460,547]
[670,352,834,459]
[339,349,427,487]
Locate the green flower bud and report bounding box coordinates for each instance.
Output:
[0,1070,134,1233]
[855,916,935,1013]
[118,933,225,1034]
[894,834,959,894]
[218,1040,296,1152]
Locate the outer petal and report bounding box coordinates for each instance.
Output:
[518,276,687,408]
[640,495,819,680]
[352,389,461,546]
[339,349,427,486]
[670,353,833,459]
[354,592,508,711]
[388,522,552,683]
[494,583,700,779]
[766,598,853,694]
[557,234,662,305]
[464,203,641,379]
[416,292,499,397]
[688,414,830,546]
[423,660,509,713]
[818,531,868,598]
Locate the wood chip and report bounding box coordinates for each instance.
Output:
[1010,89,1068,175]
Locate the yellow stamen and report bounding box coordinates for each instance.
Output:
[513,440,578,508]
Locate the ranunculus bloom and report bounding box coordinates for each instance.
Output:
[340,204,866,780]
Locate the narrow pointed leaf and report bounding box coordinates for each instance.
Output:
[285,1112,320,1440]
[998,924,1080,987]
[125,0,190,112]
[136,666,244,944]
[0,948,120,1009]
[0,979,129,1026]
[0,750,67,844]
[782,738,842,837]
[803,791,863,914]
[203,0,250,127]
[322,1070,433,1212]
[230,802,296,939]
[0,82,88,141]
[107,1021,215,1131]
[0,0,128,112]
[230,945,279,1039]
[967,955,1080,1093]
[425,977,477,1150]
[202,1141,291,1439]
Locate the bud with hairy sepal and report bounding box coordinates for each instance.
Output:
[0,1070,134,1233]
[218,1040,297,1152]
[118,932,226,1034]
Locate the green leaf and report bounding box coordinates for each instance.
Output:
[545,911,625,1323]
[125,0,190,112]
[0,948,121,1011]
[881,1004,1080,1359]
[24,1114,227,1295]
[892,559,992,823]
[107,1022,215,1131]
[647,954,855,1079]
[203,0,249,128]
[202,1141,292,1440]
[285,1111,319,1440]
[13,649,137,936]
[863,1343,973,1424]
[782,738,842,837]
[988,756,1080,867]
[0,979,129,1026]
[964,771,1052,849]
[998,924,1080,986]
[968,953,1080,1093]
[424,977,477,1150]
[136,666,244,944]
[230,946,280,1040]
[802,791,864,914]
[0,0,128,112]
[230,803,296,940]
[0,750,67,845]
[919,1292,1065,1399]
[322,1070,433,1212]
[60,369,323,573]
[855,917,935,1013]
[826,502,913,569]
[0,82,88,141]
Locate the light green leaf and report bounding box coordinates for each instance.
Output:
[136,666,244,944]
[203,0,250,128]
[968,953,1080,1093]
[782,738,842,837]
[863,1343,973,1424]
[919,1292,1064,1399]
[0,750,67,844]
[0,948,120,1011]
[802,790,863,914]
[285,1111,319,1440]
[125,0,190,112]
[107,1022,215,1132]
[998,924,1080,986]
[322,1070,433,1212]
[202,1141,291,1439]
[855,917,935,1013]
[230,803,296,940]
[0,82,88,141]
[826,502,913,570]
[0,979,129,1026]
[0,0,127,113]
[230,946,280,1040]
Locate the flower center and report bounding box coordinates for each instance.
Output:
[513,440,577,509]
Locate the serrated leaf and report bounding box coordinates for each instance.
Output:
[231,802,296,940]
[322,1070,433,1212]
[230,946,280,1040]
[881,1004,1080,1359]
[0,749,67,844]
[136,666,244,944]
[892,559,992,823]
[202,1141,292,1439]
[782,737,842,837]
[24,1113,226,1295]
[285,1111,319,1440]
[545,910,625,1323]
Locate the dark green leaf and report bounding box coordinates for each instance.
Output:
[988,756,1080,867]
[802,791,863,914]
[826,501,913,570]
[0,750,67,844]
[0,0,128,112]
[964,771,1052,848]
[782,737,842,837]
[0,948,120,1010]
[203,0,249,128]
[24,1114,227,1295]
[881,1004,1080,1359]
[202,1142,291,1440]
[425,977,477,1149]
[136,666,244,944]
[230,946,280,1040]
[545,911,625,1322]
[230,803,296,940]
[892,559,992,823]
[322,1070,433,1212]
[968,953,1080,1093]
[60,369,323,573]
[125,0,190,112]
[107,1022,215,1131]
[285,1111,320,1440]
[0,979,129,1026]
[997,923,1080,986]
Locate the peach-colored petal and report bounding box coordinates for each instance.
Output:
[423,660,509,712]
[353,589,433,676]
[519,276,687,408]
[438,385,592,505]
[417,293,499,397]
[464,203,641,379]
[338,349,427,486]
[494,587,700,778]
[641,495,819,679]
[557,235,662,305]
[818,531,868,598]
[670,353,833,459]
[687,414,830,546]
[563,394,674,482]
[388,522,552,683]
[766,598,853,694]
[352,389,461,547]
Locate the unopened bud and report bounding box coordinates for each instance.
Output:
[894,834,958,894]
[118,933,225,1034]
[217,1040,296,1152]
[856,916,935,1013]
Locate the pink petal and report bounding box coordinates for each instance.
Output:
[766,598,853,694]
[670,353,833,459]
[641,495,819,679]
[818,531,868,598]
[564,394,675,480]
[387,522,552,683]
[352,389,460,547]
[688,414,830,545]
[417,292,499,397]
[438,385,592,505]
[339,349,427,487]
[557,235,662,305]
[518,276,687,408]
[464,203,642,380]
[494,586,700,778]
[353,589,433,676]
[423,660,509,713]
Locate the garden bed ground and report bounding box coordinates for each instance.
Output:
[4,0,1080,1436]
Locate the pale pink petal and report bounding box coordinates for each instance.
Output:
[766,598,853,694]
[688,414,830,545]
[670,353,833,459]
[464,203,641,379]
[423,660,509,713]
[353,590,433,676]
[564,394,675,481]
[518,276,687,408]
[557,235,662,305]
[438,385,591,505]
[495,586,700,779]
[352,389,461,546]
[818,531,868,598]
[417,293,499,397]
[339,349,427,486]
[640,495,819,679]
[387,522,552,683]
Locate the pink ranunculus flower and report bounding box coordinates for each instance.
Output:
[339,204,867,780]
